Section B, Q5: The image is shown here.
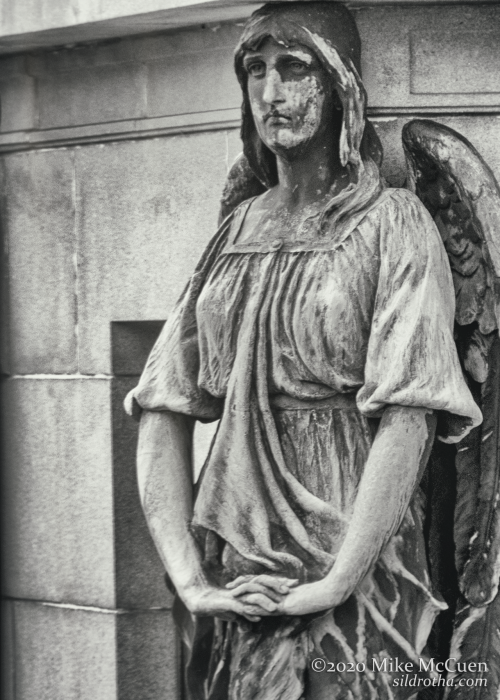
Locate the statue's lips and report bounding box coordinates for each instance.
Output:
[265,113,292,126]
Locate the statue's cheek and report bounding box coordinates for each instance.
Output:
[249,97,267,125]
[282,77,325,134]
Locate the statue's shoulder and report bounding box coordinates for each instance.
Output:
[346,187,424,230]
[356,186,447,262]
[365,186,436,231]
[219,195,256,230]
[372,186,426,213]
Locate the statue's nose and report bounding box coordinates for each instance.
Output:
[262,68,286,106]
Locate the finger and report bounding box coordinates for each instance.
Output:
[213,611,237,622]
[242,603,269,618]
[252,575,300,593]
[230,599,262,622]
[226,575,299,593]
[241,603,278,618]
[225,575,253,589]
[239,593,278,612]
[230,582,284,603]
[241,608,262,622]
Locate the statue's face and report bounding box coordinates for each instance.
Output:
[243,37,331,156]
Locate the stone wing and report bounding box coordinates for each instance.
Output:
[404,119,500,696]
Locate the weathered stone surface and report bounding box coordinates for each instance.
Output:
[0,74,36,133]
[76,131,228,374]
[116,610,180,700]
[38,63,147,130]
[1,600,14,700]
[0,149,77,374]
[13,600,116,700]
[356,4,500,110]
[12,601,179,700]
[410,30,500,95]
[24,22,241,73]
[356,6,409,109]
[1,23,242,133]
[147,47,239,117]
[1,378,115,607]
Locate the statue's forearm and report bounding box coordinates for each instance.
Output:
[137,410,207,598]
[324,405,436,605]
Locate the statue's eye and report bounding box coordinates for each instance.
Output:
[289,61,308,74]
[247,61,266,77]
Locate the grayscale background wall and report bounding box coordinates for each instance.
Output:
[1,1,500,698]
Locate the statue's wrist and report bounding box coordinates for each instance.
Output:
[320,572,352,608]
[174,570,211,605]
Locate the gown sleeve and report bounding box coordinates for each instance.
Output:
[123,219,232,423]
[356,188,482,443]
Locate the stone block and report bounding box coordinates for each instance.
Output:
[0,149,77,374]
[355,4,500,110]
[356,6,409,110]
[0,74,37,133]
[38,62,147,129]
[1,600,14,700]
[76,131,228,374]
[136,21,242,63]
[18,22,242,131]
[1,378,115,608]
[116,610,180,700]
[147,47,240,117]
[410,30,500,95]
[24,22,240,76]
[12,600,116,700]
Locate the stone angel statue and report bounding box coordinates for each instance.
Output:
[124,3,500,699]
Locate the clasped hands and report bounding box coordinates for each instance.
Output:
[185,573,340,622]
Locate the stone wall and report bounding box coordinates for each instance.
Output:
[1,3,500,699]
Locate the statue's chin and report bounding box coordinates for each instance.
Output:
[263,131,317,161]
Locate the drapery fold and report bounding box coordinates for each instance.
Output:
[192,248,345,582]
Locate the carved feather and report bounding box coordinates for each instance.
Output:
[445,595,500,700]
[403,119,500,609]
[463,336,500,606]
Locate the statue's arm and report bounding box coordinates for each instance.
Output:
[137,410,204,599]
[137,410,293,619]
[279,405,436,616]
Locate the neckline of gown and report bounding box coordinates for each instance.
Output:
[222,161,386,254]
